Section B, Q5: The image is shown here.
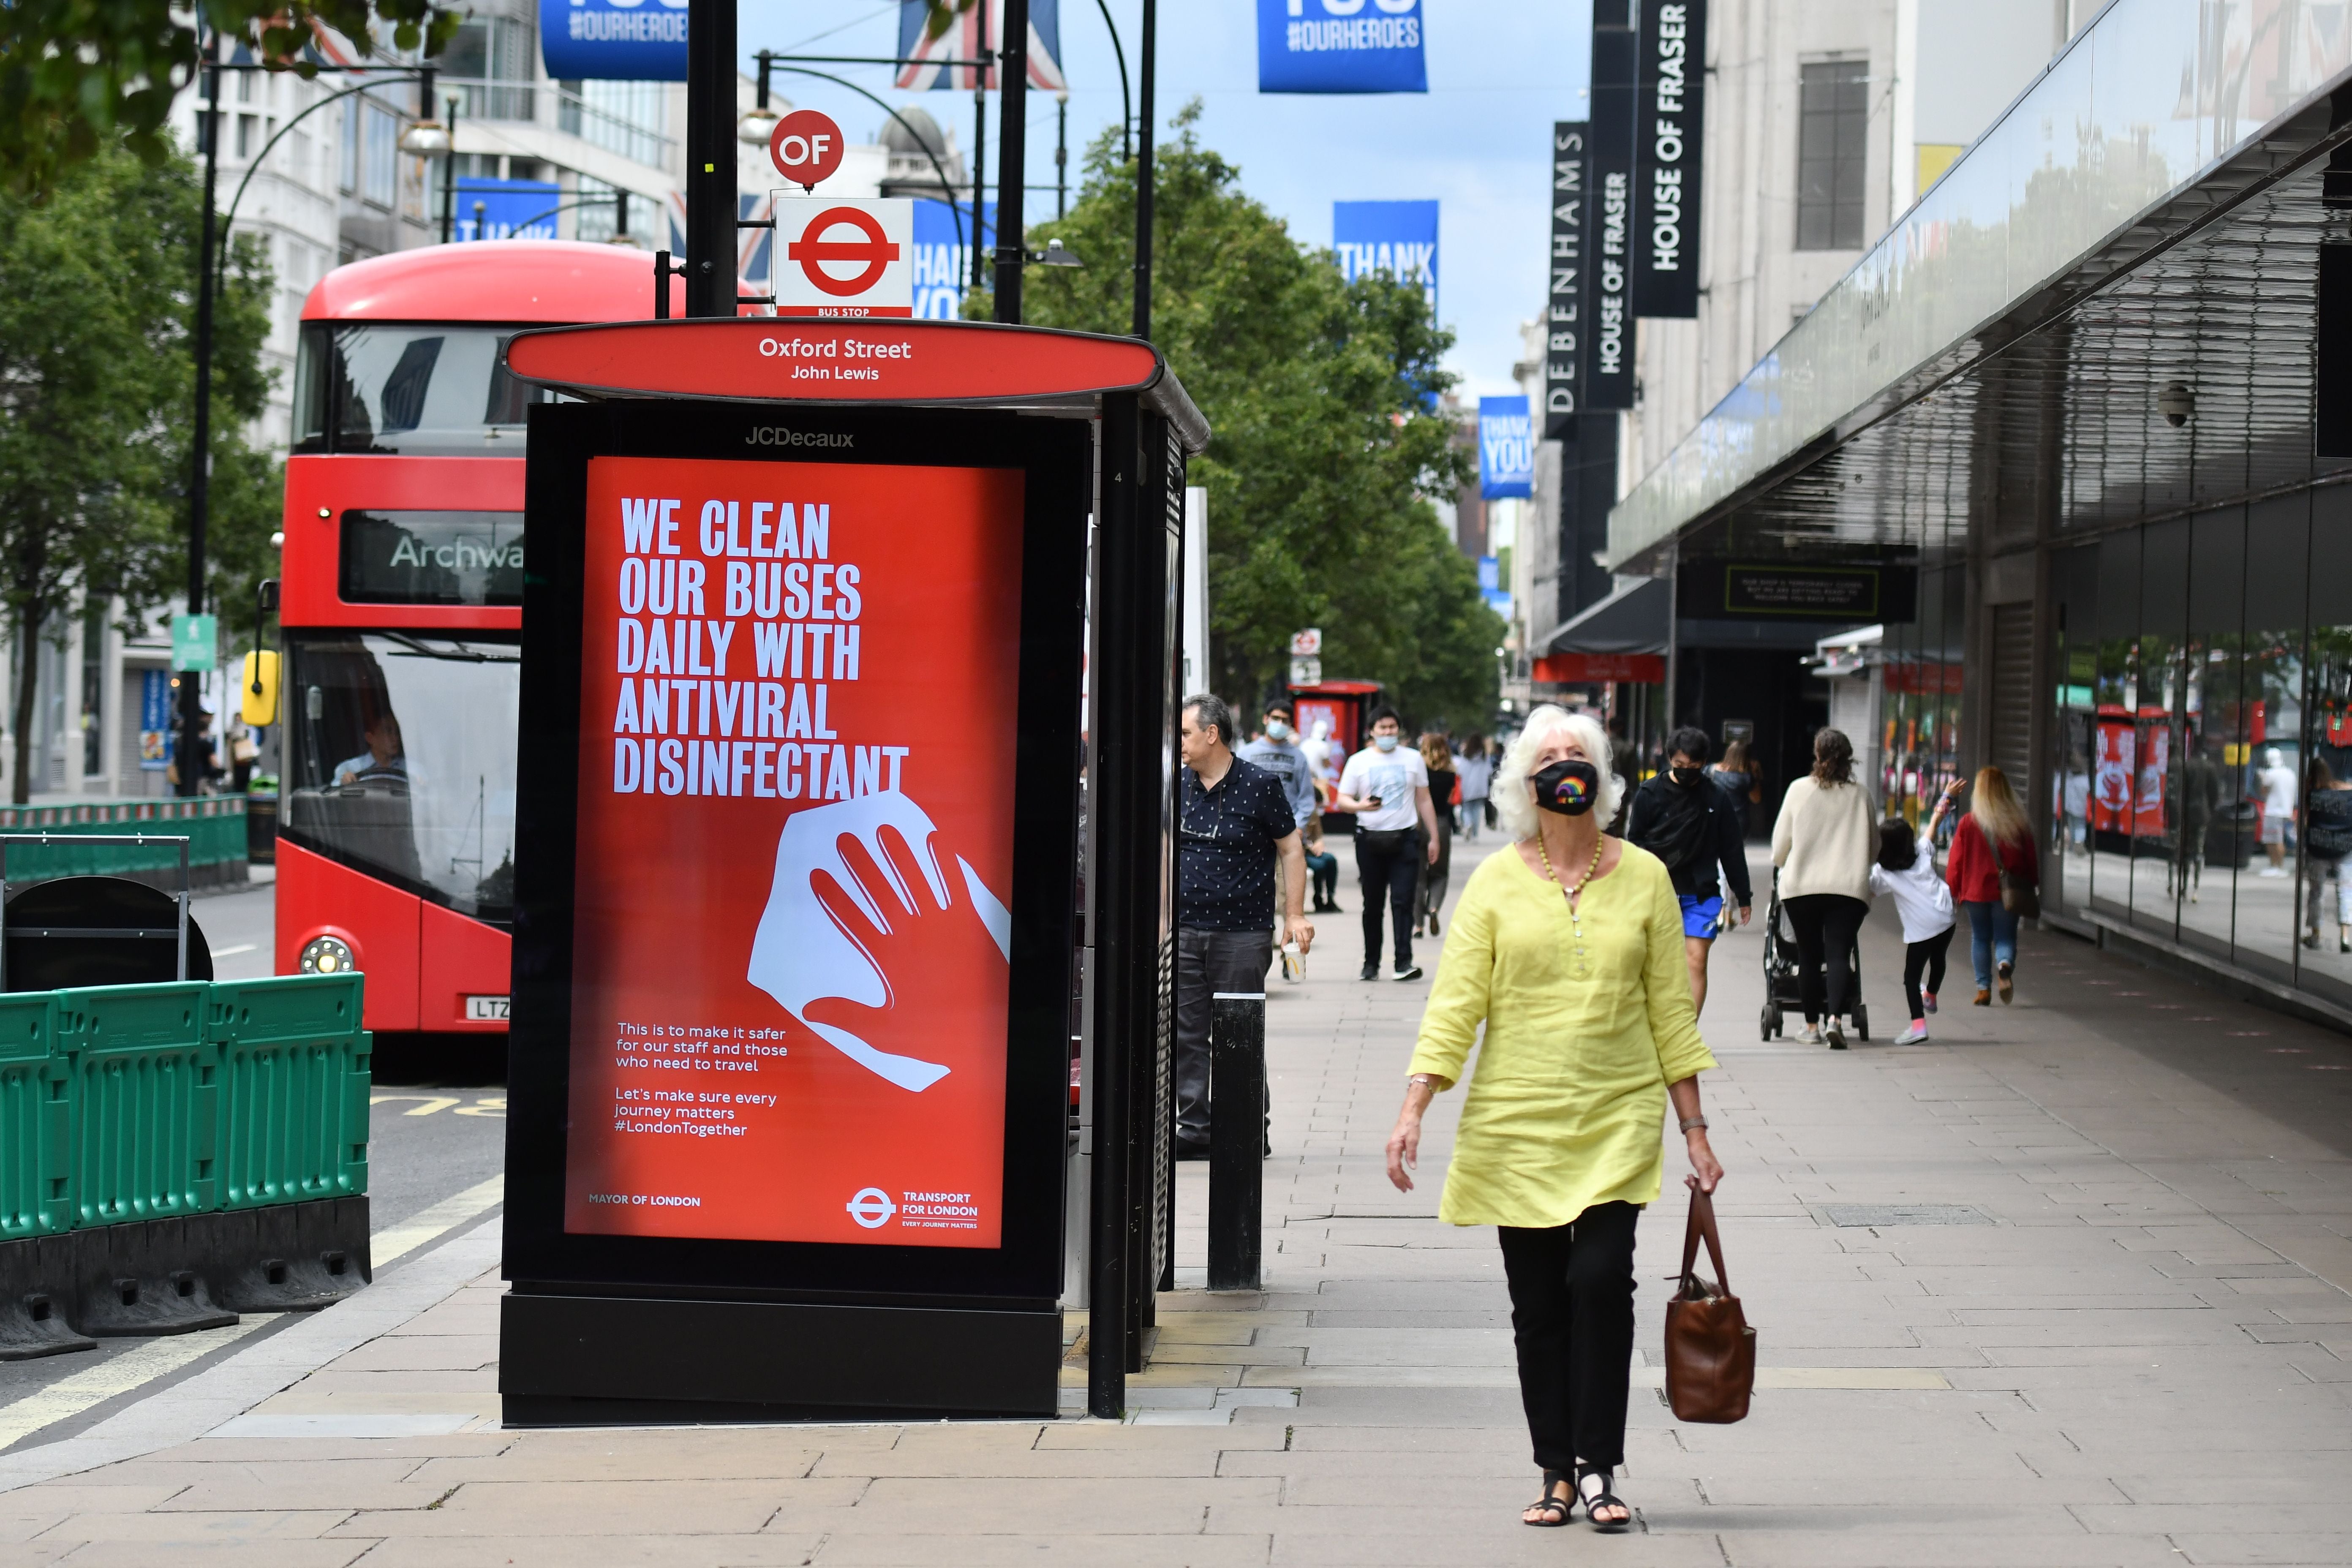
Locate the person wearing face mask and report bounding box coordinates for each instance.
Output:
[1332,707,1442,981]
[1384,704,1720,1533]
[1238,701,1319,833]
[1625,727,1753,1017]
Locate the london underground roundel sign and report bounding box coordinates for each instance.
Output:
[769,109,845,190]
[771,199,915,317]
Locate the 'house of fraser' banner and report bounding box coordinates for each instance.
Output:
[1634,0,1705,318]
[1584,0,1637,411]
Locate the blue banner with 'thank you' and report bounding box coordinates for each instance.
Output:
[1479,397,1534,499]
[540,0,687,82]
[1332,200,1437,318]
[1258,0,1427,93]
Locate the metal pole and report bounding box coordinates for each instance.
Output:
[439,93,460,244]
[1132,0,1155,340]
[181,31,220,801]
[1056,95,1067,220]
[1664,534,1680,727]
[970,79,988,293]
[994,0,1029,321]
[684,0,737,316]
[1206,993,1265,1290]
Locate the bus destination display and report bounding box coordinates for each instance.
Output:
[562,455,1026,1249]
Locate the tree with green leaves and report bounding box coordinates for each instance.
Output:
[2,0,980,197]
[1002,107,1502,732]
[0,144,277,802]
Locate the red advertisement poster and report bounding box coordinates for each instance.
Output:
[2093,719,2134,833]
[561,455,1025,1248]
[2133,723,2170,838]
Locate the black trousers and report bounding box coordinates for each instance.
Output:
[1499,1203,1641,1473]
[1304,848,1339,906]
[1355,828,1419,969]
[1783,893,1868,1022]
[1902,925,1955,1020]
[1173,927,1272,1147]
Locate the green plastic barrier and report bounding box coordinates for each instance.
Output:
[0,801,247,881]
[0,995,68,1238]
[57,983,219,1225]
[206,975,370,1209]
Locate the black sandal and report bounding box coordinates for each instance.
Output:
[1575,1464,1631,1532]
[1522,1469,1572,1527]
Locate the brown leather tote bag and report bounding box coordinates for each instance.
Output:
[1663,1186,1756,1423]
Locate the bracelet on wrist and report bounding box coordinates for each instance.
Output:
[1679,1115,1708,1133]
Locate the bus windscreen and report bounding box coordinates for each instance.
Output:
[294,324,552,455]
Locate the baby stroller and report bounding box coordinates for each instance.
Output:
[1759,871,1868,1041]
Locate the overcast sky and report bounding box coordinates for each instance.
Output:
[738,2,1595,399]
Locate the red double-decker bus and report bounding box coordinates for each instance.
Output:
[279,241,676,1039]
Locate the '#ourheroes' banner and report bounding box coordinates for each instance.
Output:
[1479,396,1533,499]
[1259,0,1427,93]
[540,0,687,82]
[563,455,1027,1249]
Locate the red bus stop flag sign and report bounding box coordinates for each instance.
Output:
[770,110,846,190]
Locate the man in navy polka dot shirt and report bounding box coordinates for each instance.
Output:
[1174,693,1314,1158]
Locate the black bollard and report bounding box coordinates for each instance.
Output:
[1207,990,1265,1290]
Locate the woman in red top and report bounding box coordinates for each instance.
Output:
[1944,766,2038,1005]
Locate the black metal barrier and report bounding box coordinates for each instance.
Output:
[0,1196,371,1359]
[1207,992,1265,1292]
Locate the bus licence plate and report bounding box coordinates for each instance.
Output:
[465,995,511,1021]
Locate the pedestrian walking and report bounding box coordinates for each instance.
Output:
[1331,706,1441,981]
[1417,732,1458,936]
[2304,760,2352,953]
[1770,728,1878,1048]
[1382,703,1721,1533]
[1456,732,1492,842]
[1301,814,1341,913]
[1624,726,1753,1018]
[1174,694,1315,1159]
[1870,806,1957,1044]
[2257,747,2299,877]
[1237,700,1319,832]
[1944,765,2038,1005]
[1707,736,1759,840]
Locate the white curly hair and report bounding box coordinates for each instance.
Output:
[1494,705,1622,841]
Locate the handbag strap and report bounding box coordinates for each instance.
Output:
[1679,1185,1732,1297]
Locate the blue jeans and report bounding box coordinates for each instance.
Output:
[1962,900,2017,988]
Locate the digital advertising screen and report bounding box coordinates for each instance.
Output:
[559,454,1027,1249]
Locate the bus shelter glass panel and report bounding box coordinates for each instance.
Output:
[2090,531,2140,917]
[2297,491,2349,1001]
[2177,507,2244,958]
[2238,495,2310,984]
[281,632,521,923]
[2128,519,2188,937]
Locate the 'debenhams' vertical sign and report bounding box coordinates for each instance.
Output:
[1584,0,1636,411]
[1634,0,1705,318]
[1544,121,1587,439]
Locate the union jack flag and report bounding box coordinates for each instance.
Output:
[895,0,1066,92]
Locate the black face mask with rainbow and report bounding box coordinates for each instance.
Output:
[1531,758,1602,817]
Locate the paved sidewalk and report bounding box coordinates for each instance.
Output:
[5,839,2351,1565]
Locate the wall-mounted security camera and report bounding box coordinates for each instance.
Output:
[2158,381,2195,427]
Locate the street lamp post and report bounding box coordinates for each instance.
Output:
[993,0,1029,322]
[180,32,222,799]
[1133,0,1156,341]
[684,0,738,315]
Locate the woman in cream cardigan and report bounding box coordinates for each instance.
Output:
[1385,705,1722,1533]
[1769,727,1878,1048]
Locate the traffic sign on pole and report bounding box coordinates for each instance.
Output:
[773,199,915,317]
[768,109,846,192]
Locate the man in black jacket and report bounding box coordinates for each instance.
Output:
[1625,726,1753,1017]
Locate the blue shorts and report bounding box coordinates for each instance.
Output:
[1678,894,1723,939]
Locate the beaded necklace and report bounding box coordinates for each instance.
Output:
[1534,830,1609,979]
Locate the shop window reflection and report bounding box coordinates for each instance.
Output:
[2128,518,2188,936]
[2299,493,2349,999]
[2240,492,2311,985]
[2176,507,2243,958]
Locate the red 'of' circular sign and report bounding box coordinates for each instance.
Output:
[770,109,845,190]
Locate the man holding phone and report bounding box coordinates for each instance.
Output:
[1331,707,1441,982]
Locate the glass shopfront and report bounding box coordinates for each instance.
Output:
[2044,485,2352,1013]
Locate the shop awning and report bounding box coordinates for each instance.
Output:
[1537,577,1668,656]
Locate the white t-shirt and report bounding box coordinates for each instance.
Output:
[2261,763,2299,817]
[1339,746,1429,833]
[1867,838,1956,943]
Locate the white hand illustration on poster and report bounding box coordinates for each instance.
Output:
[746,790,1012,1091]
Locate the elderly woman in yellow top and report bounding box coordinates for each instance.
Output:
[1385,704,1722,1533]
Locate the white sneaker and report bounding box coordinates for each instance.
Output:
[1797,1024,1824,1045]
[1895,1022,1930,1045]
[2259,867,2287,878]
[1391,964,1424,982]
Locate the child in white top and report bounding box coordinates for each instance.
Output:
[1868,800,1957,1044]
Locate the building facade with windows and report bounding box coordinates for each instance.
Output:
[1606,0,2352,1028]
